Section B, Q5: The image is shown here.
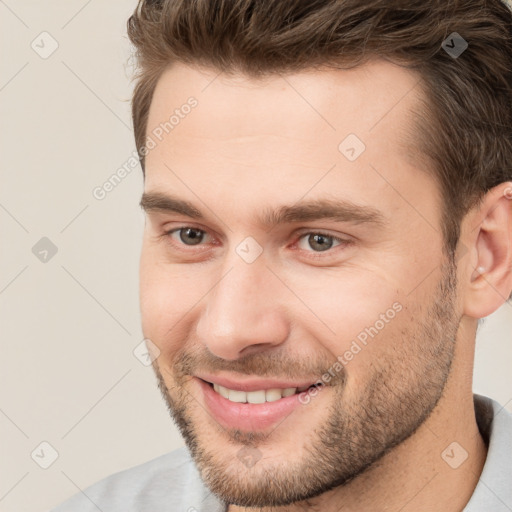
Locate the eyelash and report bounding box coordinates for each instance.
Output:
[161,226,352,258]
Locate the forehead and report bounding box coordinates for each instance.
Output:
[147,58,422,142]
[143,59,437,232]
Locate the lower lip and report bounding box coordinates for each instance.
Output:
[197,378,306,431]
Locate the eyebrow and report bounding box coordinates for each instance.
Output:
[140,192,386,228]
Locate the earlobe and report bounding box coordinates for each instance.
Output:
[463,182,512,319]
[470,266,486,282]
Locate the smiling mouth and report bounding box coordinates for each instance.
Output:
[203,380,316,404]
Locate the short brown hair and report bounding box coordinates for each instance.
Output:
[127,0,512,267]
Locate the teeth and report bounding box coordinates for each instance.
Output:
[265,389,283,402]
[212,384,298,403]
[228,389,247,403]
[247,390,266,404]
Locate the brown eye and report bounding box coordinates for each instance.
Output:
[168,227,208,246]
[179,228,205,245]
[297,232,343,253]
[307,234,334,252]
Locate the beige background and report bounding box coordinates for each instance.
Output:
[0,2,511,511]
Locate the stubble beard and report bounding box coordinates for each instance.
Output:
[151,259,460,509]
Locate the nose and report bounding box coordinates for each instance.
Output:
[195,257,290,360]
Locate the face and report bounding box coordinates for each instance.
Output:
[139,60,463,508]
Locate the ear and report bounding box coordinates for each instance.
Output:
[462,182,512,319]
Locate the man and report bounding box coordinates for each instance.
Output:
[52,0,512,511]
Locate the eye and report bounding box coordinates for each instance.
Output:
[296,232,349,253]
[162,226,351,257]
[166,227,211,246]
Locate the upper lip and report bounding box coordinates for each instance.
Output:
[196,373,317,392]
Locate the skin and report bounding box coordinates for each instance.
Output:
[139,59,512,511]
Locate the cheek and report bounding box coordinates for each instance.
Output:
[288,265,403,341]
[140,244,231,360]
[139,247,196,355]
[284,265,411,388]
